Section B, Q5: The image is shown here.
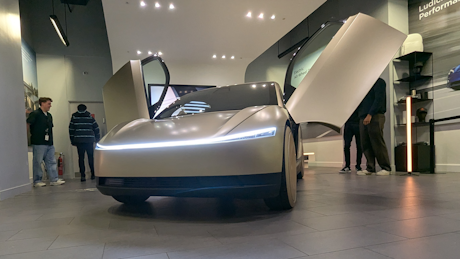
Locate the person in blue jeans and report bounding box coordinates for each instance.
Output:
[27,97,65,187]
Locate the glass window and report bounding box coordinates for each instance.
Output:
[156,83,278,119]
[284,22,343,101]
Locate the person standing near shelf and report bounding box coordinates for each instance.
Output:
[339,107,363,173]
[357,78,392,176]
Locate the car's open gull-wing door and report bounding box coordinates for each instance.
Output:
[102,56,170,130]
[285,13,407,131]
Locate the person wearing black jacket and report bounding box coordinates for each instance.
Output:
[69,104,100,181]
[339,107,363,173]
[27,97,65,187]
[357,78,391,176]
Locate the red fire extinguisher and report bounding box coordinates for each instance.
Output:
[58,153,64,176]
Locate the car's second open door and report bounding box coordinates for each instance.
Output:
[103,56,170,130]
[284,13,407,130]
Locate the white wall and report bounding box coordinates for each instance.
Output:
[167,61,248,86]
[0,0,30,200]
[19,0,113,178]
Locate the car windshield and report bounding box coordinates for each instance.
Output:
[156,83,278,119]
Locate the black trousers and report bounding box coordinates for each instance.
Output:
[359,114,391,172]
[76,143,95,177]
[343,122,362,168]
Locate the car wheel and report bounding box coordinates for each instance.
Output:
[264,126,297,210]
[112,195,149,204]
[297,126,305,180]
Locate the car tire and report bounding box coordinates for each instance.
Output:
[264,126,297,210]
[297,126,305,180]
[112,195,149,204]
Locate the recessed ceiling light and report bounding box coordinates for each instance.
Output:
[158,51,163,56]
[263,84,266,87]
[155,2,161,8]
[231,56,235,59]
[148,51,152,55]
[271,14,275,20]
[258,13,264,19]
[212,54,217,58]
[246,12,252,18]
[169,3,175,9]
[137,50,142,55]
[140,1,146,7]
[222,55,226,59]
[252,84,256,88]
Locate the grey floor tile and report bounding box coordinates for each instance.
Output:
[291,248,391,259]
[124,254,169,259]
[292,212,396,231]
[0,217,74,232]
[0,231,18,242]
[0,237,56,256]
[166,239,306,259]
[102,236,221,259]
[8,225,89,241]
[367,233,460,259]
[208,219,317,242]
[366,215,460,238]
[278,226,405,256]
[0,244,104,259]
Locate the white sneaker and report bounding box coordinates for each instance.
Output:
[357,170,373,176]
[50,179,65,186]
[376,170,390,176]
[34,182,46,187]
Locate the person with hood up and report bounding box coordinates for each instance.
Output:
[69,104,100,181]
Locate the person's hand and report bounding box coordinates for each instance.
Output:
[363,114,372,125]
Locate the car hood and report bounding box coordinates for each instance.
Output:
[98,106,268,146]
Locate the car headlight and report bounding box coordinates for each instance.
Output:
[96,127,276,150]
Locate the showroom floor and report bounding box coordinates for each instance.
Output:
[2,168,460,259]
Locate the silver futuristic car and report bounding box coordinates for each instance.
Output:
[95,13,406,210]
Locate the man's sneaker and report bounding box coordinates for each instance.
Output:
[339,167,351,174]
[357,170,373,175]
[34,182,46,187]
[50,179,65,186]
[376,169,390,176]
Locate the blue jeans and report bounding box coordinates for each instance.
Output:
[33,145,59,183]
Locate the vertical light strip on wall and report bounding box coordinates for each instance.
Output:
[406,96,412,173]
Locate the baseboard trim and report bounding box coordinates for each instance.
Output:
[309,161,342,167]
[435,164,460,173]
[0,182,31,201]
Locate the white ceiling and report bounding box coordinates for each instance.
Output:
[102,0,326,72]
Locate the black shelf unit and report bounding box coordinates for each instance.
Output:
[393,51,434,173]
[396,122,430,127]
[397,98,433,104]
[397,75,432,82]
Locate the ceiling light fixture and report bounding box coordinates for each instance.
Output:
[155,2,161,8]
[258,13,264,19]
[246,12,252,18]
[158,51,163,56]
[231,56,235,59]
[49,15,69,47]
[271,14,275,20]
[148,51,152,55]
[49,0,69,47]
[137,50,142,55]
[212,54,217,58]
[169,3,175,9]
[140,1,146,7]
[222,55,226,59]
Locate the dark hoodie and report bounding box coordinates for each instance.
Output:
[69,110,100,144]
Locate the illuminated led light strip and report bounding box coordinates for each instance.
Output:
[407,96,412,173]
[96,127,277,150]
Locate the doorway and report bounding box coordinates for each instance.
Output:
[69,102,107,176]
